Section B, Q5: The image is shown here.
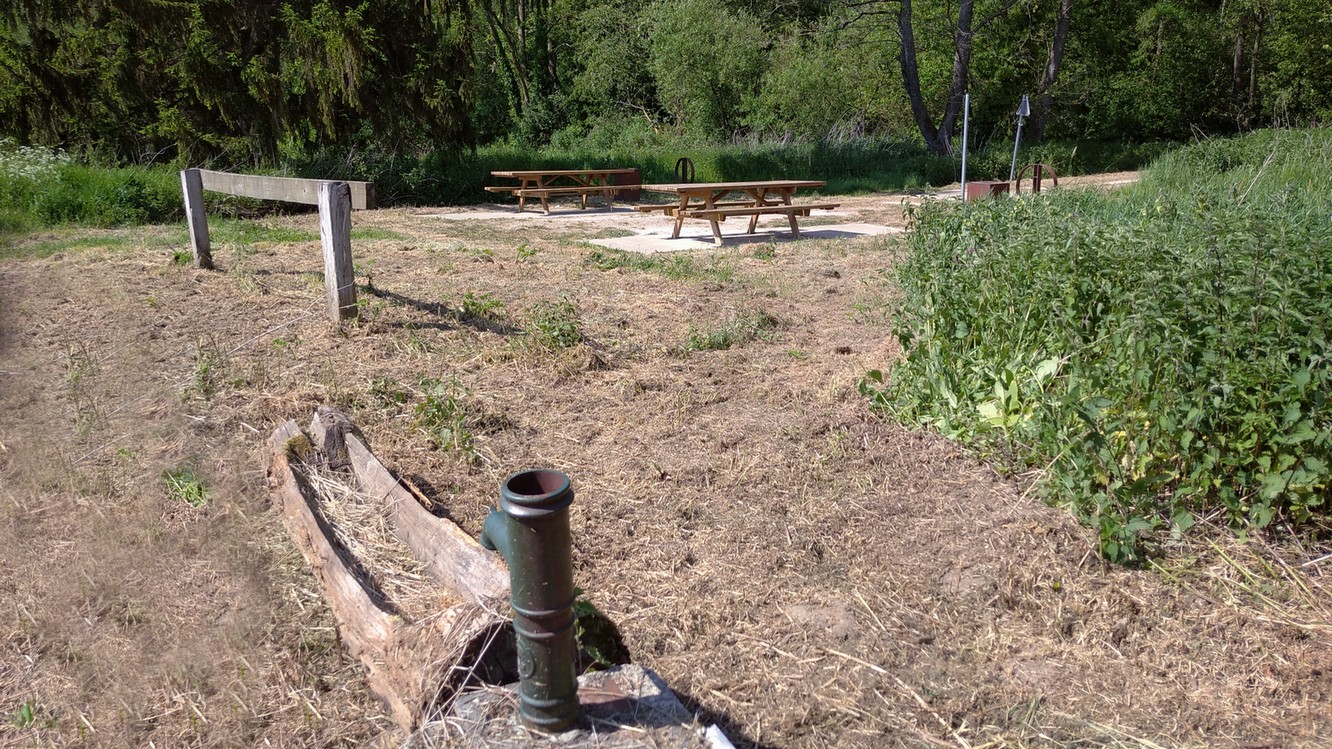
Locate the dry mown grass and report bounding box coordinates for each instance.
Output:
[1,183,1328,748]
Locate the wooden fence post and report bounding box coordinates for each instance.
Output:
[180,168,213,269]
[318,181,357,322]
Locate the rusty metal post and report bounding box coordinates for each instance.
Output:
[480,469,579,732]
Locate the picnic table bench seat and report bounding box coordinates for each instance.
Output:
[483,184,617,213]
[512,186,615,197]
[487,168,639,214]
[513,185,618,213]
[635,200,764,215]
[681,202,840,219]
[687,202,840,242]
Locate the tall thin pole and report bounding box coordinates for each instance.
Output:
[1009,95,1031,182]
[1009,118,1024,181]
[960,93,970,200]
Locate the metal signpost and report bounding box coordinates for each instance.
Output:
[960,93,970,199]
[1009,94,1031,181]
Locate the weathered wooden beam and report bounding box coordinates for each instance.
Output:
[179,169,213,269]
[268,417,510,732]
[198,169,375,210]
[309,407,509,606]
[268,419,413,727]
[318,182,358,322]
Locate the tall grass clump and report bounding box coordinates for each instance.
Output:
[30,164,181,227]
[865,129,1331,563]
[0,138,70,241]
[0,138,181,243]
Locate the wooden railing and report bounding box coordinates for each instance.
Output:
[180,169,374,322]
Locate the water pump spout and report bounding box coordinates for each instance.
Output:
[479,469,579,732]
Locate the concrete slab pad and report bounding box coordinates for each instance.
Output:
[586,222,902,254]
[407,664,733,748]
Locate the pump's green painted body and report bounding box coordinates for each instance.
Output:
[480,469,580,732]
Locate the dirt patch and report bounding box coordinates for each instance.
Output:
[2,175,1329,748]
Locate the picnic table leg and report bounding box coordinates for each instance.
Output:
[781,189,800,238]
[709,218,724,246]
[705,191,726,245]
[671,197,688,239]
[580,192,588,210]
[746,189,769,234]
[518,178,534,212]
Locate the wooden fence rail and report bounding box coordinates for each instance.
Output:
[195,169,375,210]
[180,168,373,322]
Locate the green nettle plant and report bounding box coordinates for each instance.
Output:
[415,377,477,460]
[864,130,1331,564]
[526,297,584,351]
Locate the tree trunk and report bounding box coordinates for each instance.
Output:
[896,0,943,154]
[935,0,976,154]
[482,0,529,112]
[1247,12,1262,124]
[1031,0,1073,143]
[1233,26,1245,114]
[894,0,979,156]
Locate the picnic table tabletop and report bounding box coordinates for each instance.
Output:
[491,168,640,178]
[639,180,826,193]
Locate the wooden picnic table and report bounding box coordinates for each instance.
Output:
[486,168,640,214]
[637,180,837,246]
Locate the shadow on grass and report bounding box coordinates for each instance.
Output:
[364,284,518,335]
[671,686,781,749]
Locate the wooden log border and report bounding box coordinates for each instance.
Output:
[267,409,512,731]
[179,168,374,322]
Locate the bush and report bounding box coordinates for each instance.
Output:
[33,166,181,226]
[866,129,1332,563]
[0,140,181,235]
[644,0,767,138]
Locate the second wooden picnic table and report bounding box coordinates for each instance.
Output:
[636,180,837,246]
[486,168,640,214]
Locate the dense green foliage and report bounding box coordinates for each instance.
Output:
[865,129,1331,562]
[0,139,180,239]
[1,0,472,163]
[3,1,1329,165]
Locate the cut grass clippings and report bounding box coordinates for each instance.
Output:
[583,247,734,283]
[3,165,1327,749]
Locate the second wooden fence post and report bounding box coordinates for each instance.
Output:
[318,181,357,322]
[180,168,214,270]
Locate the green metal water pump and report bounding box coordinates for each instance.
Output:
[479,469,580,732]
